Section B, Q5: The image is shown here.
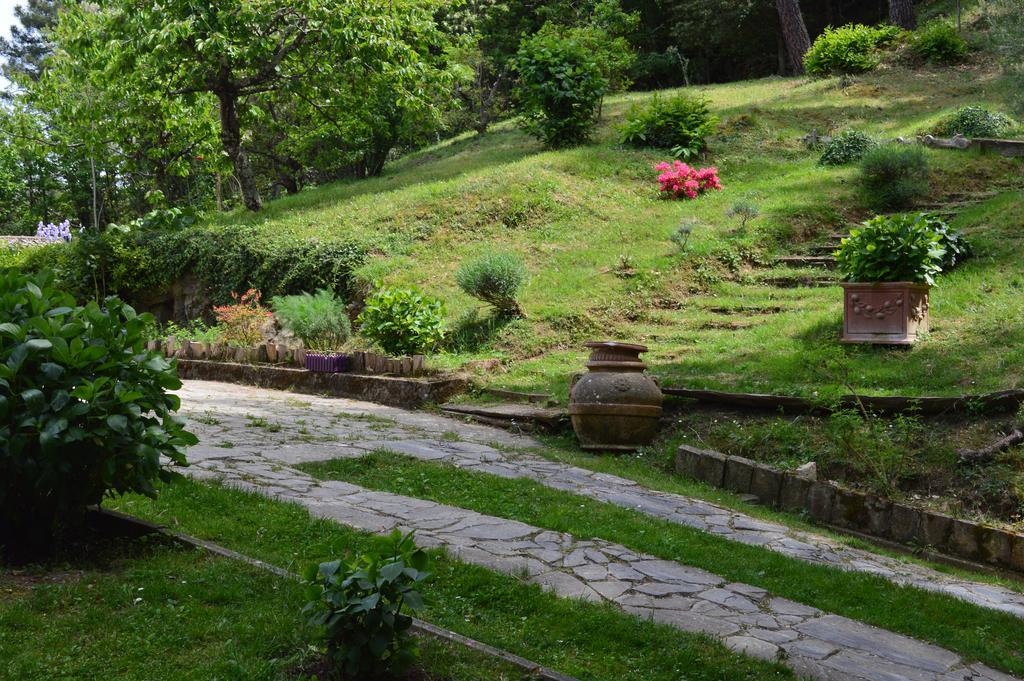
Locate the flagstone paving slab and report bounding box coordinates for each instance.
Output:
[178,380,1024,622]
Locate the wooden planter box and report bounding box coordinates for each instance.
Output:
[841,282,929,345]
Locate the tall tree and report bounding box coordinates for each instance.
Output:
[888,0,917,30]
[0,0,60,84]
[89,0,441,212]
[774,0,811,75]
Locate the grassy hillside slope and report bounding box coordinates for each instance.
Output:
[221,55,1023,401]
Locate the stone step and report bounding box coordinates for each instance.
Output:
[441,403,568,432]
[773,256,837,269]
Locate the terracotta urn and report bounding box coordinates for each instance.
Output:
[841,282,929,345]
[569,341,663,452]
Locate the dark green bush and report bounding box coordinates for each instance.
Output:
[818,130,877,166]
[271,290,351,351]
[303,530,431,680]
[455,252,528,317]
[804,24,900,76]
[513,28,609,148]
[835,213,947,284]
[858,145,930,211]
[357,286,446,356]
[909,20,967,64]
[0,270,195,556]
[618,93,717,159]
[932,106,1015,138]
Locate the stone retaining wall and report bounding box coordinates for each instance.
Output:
[675,445,1024,574]
[177,359,467,409]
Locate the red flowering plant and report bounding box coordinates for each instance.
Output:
[213,288,272,346]
[655,161,722,199]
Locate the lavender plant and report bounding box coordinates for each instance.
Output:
[35,220,75,243]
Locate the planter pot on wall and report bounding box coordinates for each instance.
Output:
[568,341,663,452]
[841,282,929,345]
[305,352,350,373]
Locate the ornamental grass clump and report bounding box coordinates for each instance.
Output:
[619,93,718,159]
[271,289,351,351]
[836,213,950,285]
[655,161,722,200]
[0,270,195,558]
[909,20,968,64]
[456,253,528,317]
[303,530,432,680]
[858,145,930,211]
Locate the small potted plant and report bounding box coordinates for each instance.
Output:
[835,213,962,345]
[271,290,352,372]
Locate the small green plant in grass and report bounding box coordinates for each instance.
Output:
[303,530,431,680]
[858,145,930,211]
[357,287,446,356]
[804,24,901,76]
[818,130,877,166]
[271,289,351,352]
[456,252,528,318]
[836,213,948,284]
[932,106,1015,138]
[618,93,718,159]
[909,20,968,64]
[726,200,760,230]
[670,219,699,253]
[0,270,195,554]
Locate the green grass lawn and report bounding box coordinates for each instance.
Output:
[106,479,796,681]
[0,534,536,680]
[294,450,1024,677]
[203,55,1023,401]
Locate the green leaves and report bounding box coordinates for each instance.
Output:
[357,287,446,356]
[835,212,967,285]
[0,269,194,541]
[304,530,432,678]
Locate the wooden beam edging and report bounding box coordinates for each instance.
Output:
[661,387,1024,416]
[97,509,579,681]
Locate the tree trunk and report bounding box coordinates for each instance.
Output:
[775,0,812,75]
[217,90,262,211]
[888,0,917,30]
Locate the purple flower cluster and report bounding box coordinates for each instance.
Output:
[35,219,74,243]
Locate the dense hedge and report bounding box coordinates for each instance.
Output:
[19,224,368,312]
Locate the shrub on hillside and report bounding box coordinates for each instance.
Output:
[304,530,431,679]
[213,289,273,346]
[655,160,722,200]
[932,106,1015,138]
[272,290,351,351]
[357,287,446,356]
[909,20,967,64]
[836,213,947,284]
[858,145,929,211]
[618,94,718,159]
[818,130,877,166]
[456,253,528,317]
[513,29,609,148]
[0,270,195,555]
[804,24,901,76]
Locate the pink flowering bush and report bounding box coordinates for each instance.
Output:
[655,161,722,200]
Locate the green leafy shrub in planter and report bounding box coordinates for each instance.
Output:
[456,253,528,317]
[303,530,432,679]
[835,213,948,284]
[804,24,901,76]
[272,290,351,351]
[618,94,718,159]
[858,145,930,211]
[818,130,878,166]
[357,287,446,356]
[932,106,1015,138]
[513,28,609,148]
[909,20,968,64]
[0,270,195,555]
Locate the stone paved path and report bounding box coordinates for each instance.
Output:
[178,381,1024,622]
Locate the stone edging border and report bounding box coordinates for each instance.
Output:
[674,445,1024,575]
[176,359,467,410]
[662,386,1024,416]
[97,508,578,681]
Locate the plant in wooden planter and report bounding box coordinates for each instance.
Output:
[835,213,967,345]
[272,290,352,373]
